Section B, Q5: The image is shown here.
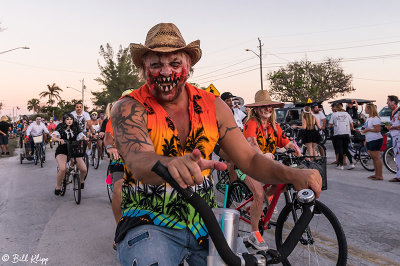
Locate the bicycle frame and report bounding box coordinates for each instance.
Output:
[232,183,286,231]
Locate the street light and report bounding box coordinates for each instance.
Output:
[0,46,30,55]
[245,38,264,91]
[67,79,86,110]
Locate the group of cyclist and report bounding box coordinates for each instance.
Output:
[15,22,399,266]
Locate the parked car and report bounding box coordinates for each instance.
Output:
[379,106,391,123]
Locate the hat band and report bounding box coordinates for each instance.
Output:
[148,43,184,49]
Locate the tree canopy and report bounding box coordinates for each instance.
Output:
[267,58,354,103]
[92,44,144,110]
[39,83,63,106]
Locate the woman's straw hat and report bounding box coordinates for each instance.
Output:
[0,116,8,122]
[130,23,202,68]
[245,90,284,108]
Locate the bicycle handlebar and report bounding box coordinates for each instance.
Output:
[151,160,316,266]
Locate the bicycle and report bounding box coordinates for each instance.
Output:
[89,133,101,169]
[152,160,345,266]
[32,135,45,168]
[347,135,374,171]
[60,140,87,204]
[382,133,397,173]
[224,151,347,265]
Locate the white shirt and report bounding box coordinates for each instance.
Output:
[390,106,400,137]
[71,110,91,133]
[233,108,247,130]
[52,129,85,140]
[364,117,383,142]
[26,122,49,137]
[312,112,326,128]
[329,111,353,136]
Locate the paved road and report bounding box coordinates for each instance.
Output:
[1,143,399,265]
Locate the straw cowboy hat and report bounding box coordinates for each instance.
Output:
[245,90,284,108]
[1,116,8,122]
[130,23,202,68]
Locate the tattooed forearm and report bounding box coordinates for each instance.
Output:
[111,97,154,158]
[219,125,239,141]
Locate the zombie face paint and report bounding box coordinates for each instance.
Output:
[144,52,190,102]
[257,106,273,120]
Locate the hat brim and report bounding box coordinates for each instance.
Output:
[130,40,202,68]
[245,101,284,108]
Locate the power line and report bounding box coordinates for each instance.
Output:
[354,77,400,82]
[193,57,257,78]
[264,40,400,55]
[194,53,400,84]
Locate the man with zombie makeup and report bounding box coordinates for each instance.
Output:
[111,23,321,265]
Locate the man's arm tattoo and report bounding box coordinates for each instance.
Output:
[219,125,239,141]
[111,99,153,158]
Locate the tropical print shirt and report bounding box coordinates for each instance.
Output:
[243,119,289,154]
[114,83,219,247]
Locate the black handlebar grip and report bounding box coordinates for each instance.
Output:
[151,160,194,199]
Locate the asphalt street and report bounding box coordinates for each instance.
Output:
[0,142,399,266]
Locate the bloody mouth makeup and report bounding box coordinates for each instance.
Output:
[154,71,182,93]
[145,52,190,101]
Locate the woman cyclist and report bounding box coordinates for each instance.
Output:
[240,90,301,250]
[87,111,103,160]
[52,113,88,195]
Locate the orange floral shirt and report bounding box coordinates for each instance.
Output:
[115,83,219,246]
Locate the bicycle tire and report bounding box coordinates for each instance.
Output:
[383,147,396,174]
[275,200,347,266]
[73,173,81,204]
[106,165,113,203]
[39,147,44,168]
[34,149,38,165]
[226,180,252,209]
[359,146,374,171]
[50,141,53,149]
[20,154,23,164]
[83,154,89,180]
[93,145,100,169]
[61,174,67,196]
[319,130,327,145]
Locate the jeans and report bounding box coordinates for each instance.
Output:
[117,224,207,266]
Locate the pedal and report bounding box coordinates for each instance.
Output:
[257,249,281,264]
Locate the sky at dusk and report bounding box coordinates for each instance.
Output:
[1,0,400,119]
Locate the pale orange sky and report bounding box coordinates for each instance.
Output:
[1,0,399,119]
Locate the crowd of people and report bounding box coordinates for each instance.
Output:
[2,22,399,265]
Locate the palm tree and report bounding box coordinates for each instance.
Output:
[39,83,63,106]
[27,98,41,113]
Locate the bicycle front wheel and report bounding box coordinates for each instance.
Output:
[93,146,100,169]
[73,173,81,204]
[359,146,374,171]
[83,154,89,180]
[383,147,397,174]
[275,200,347,266]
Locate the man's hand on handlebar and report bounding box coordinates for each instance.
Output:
[167,149,227,189]
[292,168,322,199]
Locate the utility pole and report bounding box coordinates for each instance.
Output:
[245,38,264,91]
[81,78,86,111]
[258,38,263,91]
